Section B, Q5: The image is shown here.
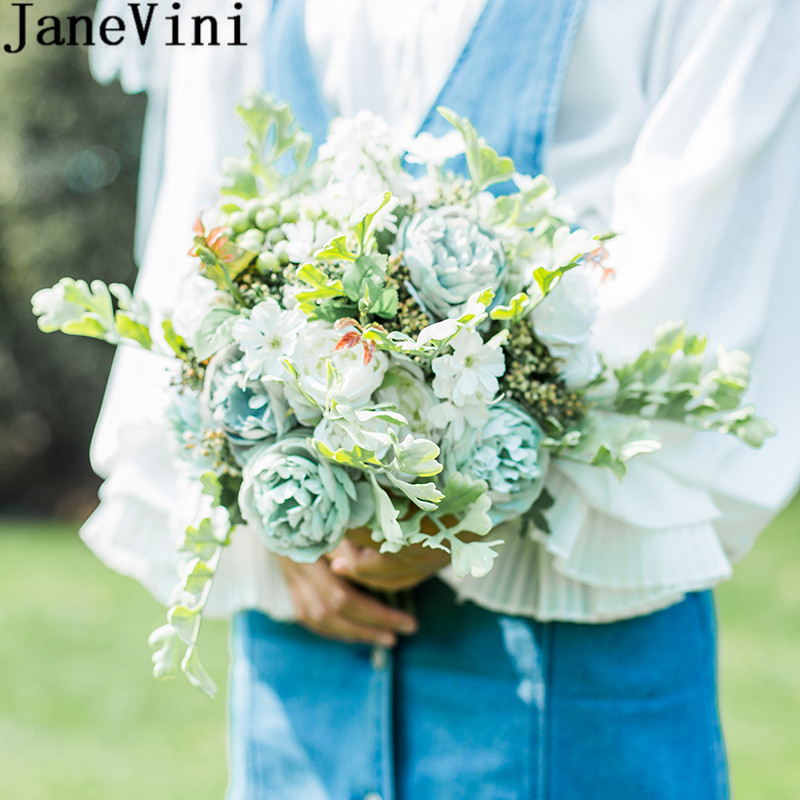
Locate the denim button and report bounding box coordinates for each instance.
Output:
[363,793,383,800]
[370,646,387,670]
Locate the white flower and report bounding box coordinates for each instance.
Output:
[282,282,302,309]
[431,328,505,407]
[282,219,338,263]
[374,360,437,436]
[319,111,401,180]
[550,226,599,268]
[552,340,602,389]
[232,298,306,381]
[416,318,460,347]
[427,395,491,436]
[172,274,233,346]
[404,130,465,167]
[283,321,389,424]
[531,265,598,347]
[317,112,413,212]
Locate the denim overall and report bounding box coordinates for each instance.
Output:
[227,2,730,798]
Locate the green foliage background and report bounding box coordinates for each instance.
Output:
[0,0,145,516]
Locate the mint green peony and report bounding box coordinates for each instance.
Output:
[238,433,372,561]
[441,401,547,525]
[202,349,295,464]
[400,206,507,319]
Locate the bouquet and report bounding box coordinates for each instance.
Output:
[32,92,774,695]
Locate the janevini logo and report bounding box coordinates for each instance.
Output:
[2,1,247,54]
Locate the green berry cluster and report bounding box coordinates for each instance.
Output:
[500,317,586,431]
[227,197,301,304]
[385,254,430,339]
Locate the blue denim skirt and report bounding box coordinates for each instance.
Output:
[227,581,729,800]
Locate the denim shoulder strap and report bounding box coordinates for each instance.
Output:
[419,0,587,180]
[263,0,587,178]
[263,0,330,150]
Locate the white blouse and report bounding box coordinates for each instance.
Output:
[84,0,800,622]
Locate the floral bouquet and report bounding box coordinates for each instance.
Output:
[32,92,773,695]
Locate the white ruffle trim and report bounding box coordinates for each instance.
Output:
[438,461,746,623]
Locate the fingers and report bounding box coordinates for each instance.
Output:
[277,557,417,647]
[329,539,449,591]
[343,526,375,548]
[343,526,378,550]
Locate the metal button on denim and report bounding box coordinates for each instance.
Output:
[363,793,383,800]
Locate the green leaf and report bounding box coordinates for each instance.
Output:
[220,155,259,198]
[555,414,661,478]
[182,559,215,601]
[604,323,774,448]
[162,318,188,357]
[332,445,382,468]
[438,107,515,192]
[148,624,180,681]
[730,414,776,448]
[370,475,404,548]
[182,516,227,561]
[311,298,359,323]
[229,91,313,195]
[181,647,217,698]
[168,604,199,646]
[115,314,153,349]
[315,235,357,262]
[370,286,399,319]
[449,535,501,579]
[282,358,325,412]
[311,438,336,459]
[531,263,577,299]
[199,470,222,508]
[489,292,530,322]
[451,493,494,539]
[31,277,165,352]
[434,471,488,518]
[341,253,389,307]
[702,406,776,448]
[350,192,393,254]
[589,445,627,480]
[194,307,238,361]
[32,278,115,339]
[653,320,687,353]
[295,263,346,310]
[390,434,442,477]
[384,472,443,511]
[60,316,108,339]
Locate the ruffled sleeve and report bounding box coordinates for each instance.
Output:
[80,2,297,621]
[442,0,800,621]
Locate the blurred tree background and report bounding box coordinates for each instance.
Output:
[0,0,145,518]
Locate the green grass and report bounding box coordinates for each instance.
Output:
[717,494,800,799]
[1,497,798,799]
[0,522,229,800]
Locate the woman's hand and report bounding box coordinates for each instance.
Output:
[326,526,451,592]
[276,554,418,647]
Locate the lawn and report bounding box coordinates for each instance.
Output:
[0,496,798,799]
